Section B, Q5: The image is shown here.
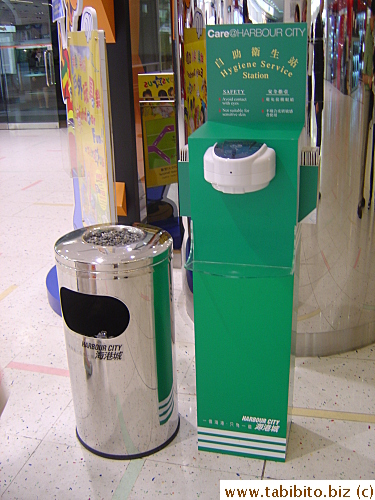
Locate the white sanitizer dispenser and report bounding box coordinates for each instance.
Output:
[204,140,276,194]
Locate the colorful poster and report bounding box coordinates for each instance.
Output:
[206,24,307,125]
[68,30,116,225]
[138,73,178,188]
[55,0,81,182]
[183,27,207,140]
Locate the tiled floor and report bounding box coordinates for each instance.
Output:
[1,82,375,499]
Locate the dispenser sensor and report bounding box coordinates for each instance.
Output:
[204,140,276,194]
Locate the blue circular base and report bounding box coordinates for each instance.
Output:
[46,266,61,316]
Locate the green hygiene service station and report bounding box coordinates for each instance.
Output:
[178,23,318,462]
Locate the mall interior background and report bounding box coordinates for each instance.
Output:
[1,0,371,134]
[1,0,375,492]
[0,0,374,360]
[1,0,370,128]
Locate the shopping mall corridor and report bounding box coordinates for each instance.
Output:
[0,81,374,498]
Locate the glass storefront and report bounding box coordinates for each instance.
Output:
[0,0,59,128]
[129,0,174,222]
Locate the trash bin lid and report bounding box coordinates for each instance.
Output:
[55,224,172,274]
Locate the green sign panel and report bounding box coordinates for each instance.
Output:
[206,23,307,125]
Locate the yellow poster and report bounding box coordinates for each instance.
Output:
[68,30,115,225]
[184,28,207,141]
[138,73,178,188]
[138,73,175,101]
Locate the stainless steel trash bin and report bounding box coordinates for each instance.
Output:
[55,224,179,459]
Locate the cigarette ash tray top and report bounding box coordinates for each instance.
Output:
[204,140,276,194]
[55,224,173,275]
[54,224,179,460]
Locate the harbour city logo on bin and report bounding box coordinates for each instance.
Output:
[81,340,124,361]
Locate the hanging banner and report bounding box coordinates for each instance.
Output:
[183,27,207,140]
[138,73,178,188]
[68,30,116,225]
[206,24,307,125]
[51,0,64,23]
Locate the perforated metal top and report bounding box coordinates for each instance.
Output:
[55,224,172,274]
[83,226,145,246]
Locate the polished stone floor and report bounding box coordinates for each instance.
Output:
[0,82,374,498]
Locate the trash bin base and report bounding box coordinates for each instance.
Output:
[75,416,180,460]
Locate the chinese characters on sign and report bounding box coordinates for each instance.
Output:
[205,415,281,433]
[215,46,298,119]
[206,24,307,125]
